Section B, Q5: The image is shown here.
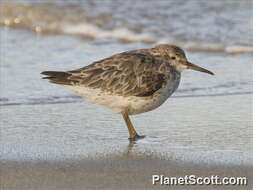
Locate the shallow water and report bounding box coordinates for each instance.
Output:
[0,1,253,168]
[0,28,252,106]
[1,1,253,53]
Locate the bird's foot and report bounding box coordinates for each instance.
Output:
[128,134,145,141]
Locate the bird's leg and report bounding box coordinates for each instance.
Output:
[122,110,145,141]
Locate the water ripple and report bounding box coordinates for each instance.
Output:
[0,91,252,107]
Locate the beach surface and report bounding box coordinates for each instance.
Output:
[1,158,252,190]
[1,95,252,190]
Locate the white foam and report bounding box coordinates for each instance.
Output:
[158,40,253,54]
[62,23,155,43]
[225,45,253,54]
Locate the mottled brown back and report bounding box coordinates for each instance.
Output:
[41,50,176,97]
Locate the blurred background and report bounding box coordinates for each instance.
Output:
[0,1,252,189]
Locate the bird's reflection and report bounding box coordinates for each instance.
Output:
[122,140,139,157]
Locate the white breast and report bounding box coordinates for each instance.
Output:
[128,72,181,114]
[65,73,181,115]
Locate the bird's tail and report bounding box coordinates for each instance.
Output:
[41,71,73,85]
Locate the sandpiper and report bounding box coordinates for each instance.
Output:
[41,44,214,140]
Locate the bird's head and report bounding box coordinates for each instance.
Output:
[151,44,214,75]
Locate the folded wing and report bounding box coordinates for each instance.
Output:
[41,52,172,97]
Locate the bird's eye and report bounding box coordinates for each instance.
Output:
[171,56,176,60]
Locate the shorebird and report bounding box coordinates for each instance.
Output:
[41,44,214,140]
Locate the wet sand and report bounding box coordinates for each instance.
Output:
[1,94,252,190]
[1,158,252,190]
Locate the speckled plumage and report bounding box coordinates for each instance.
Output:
[42,44,213,139]
[42,45,183,114]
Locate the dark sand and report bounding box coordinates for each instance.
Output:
[1,156,252,190]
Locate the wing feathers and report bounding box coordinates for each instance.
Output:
[41,52,172,97]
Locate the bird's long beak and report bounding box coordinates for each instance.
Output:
[186,62,214,75]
